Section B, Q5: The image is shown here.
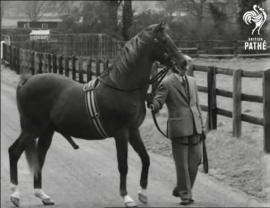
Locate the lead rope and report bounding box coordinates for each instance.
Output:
[148,67,169,138]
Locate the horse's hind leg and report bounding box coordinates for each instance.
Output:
[9,132,37,207]
[34,129,55,205]
[129,129,150,204]
[114,130,137,207]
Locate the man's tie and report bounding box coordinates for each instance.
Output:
[182,77,189,100]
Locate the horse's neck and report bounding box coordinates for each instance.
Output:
[110,53,153,92]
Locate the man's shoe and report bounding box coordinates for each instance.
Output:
[179,199,194,205]
[179,199,190,205]
[172,188,179,197]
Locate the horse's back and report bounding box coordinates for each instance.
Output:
[16,74,84,132]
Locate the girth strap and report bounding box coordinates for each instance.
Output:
[84,79,109,139]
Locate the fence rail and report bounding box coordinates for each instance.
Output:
[187,64,270,153]
[1,42,270,153]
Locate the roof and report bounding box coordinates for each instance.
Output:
[30,30,50,35]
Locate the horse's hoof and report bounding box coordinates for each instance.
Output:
[42,198,55,206]
[125,201,137,207]
[138,192,148,204]
[11,196,20,207]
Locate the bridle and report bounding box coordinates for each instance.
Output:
[98,36,183,92]
[152,37,182,66]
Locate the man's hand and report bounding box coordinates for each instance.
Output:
[145,93,154,109]
[201,129,207,141]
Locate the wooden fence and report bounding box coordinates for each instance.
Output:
[186,64,270,153]
[2,42,270,153]
[2,42,109,83]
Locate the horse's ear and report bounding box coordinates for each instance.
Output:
[154,20,167,33]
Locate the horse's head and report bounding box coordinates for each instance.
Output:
[144,21,188,76]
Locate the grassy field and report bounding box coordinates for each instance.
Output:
[140,58,270,202]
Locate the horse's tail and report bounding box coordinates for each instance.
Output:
[25,140,40,178]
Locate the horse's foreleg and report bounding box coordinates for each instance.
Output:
[34,130,55,205]
[114,131,137,207]
[9,132,37,207]
[129,129,150,204]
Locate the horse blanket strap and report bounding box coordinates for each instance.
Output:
[83,78,109,139]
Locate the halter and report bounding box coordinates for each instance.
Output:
[153,37,182,64]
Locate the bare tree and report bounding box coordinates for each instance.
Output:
[55,0,80,17]
[1,1,16,27]
[19,1,55,21]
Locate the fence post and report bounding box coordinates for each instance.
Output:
[103,59,109,71]
[16,47,20,74]
[13,47,16,72]
[8,45,11,66]
[10,46,14,70]
[38,53,43,74]
[72,56,76,81]
[263,68,270,153]
[232,69,242,138]
[48,54,52,73]
[52,54,57,74]
[207,66,217,130]
[64,56,69,77]
[78,56,83,83]
[2,43,6,62]
[58,55,63,75]
[96,57,100,76]
[20,49,24,73]
[98,34,102,58]
[30,51,35,75]
[33,51,37,74]
[234,40,238,57]
[43,53,47,73]
[86,58,92,82]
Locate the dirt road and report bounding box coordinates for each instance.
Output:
[1,80,267,208]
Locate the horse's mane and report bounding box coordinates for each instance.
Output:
[108,27,153,77]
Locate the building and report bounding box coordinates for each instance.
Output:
[17,21,61,29]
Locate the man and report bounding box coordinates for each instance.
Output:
[146,60,206,205]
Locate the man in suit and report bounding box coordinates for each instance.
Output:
[146,63,206,205]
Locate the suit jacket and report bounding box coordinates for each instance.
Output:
[153,73,205,138]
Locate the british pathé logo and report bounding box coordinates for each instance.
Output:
[243,5,267,35]
[243,5,267,50]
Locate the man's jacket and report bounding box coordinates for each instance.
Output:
[153,73,205,138]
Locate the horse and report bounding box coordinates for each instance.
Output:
[8,21,188,207]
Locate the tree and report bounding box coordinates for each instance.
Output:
[19,1,56,21]
[55,0,77,17]
[155,0,207,39]
[122,0,133,41]
[0,1,16,28]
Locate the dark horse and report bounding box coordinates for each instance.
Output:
[9,21,187,207]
